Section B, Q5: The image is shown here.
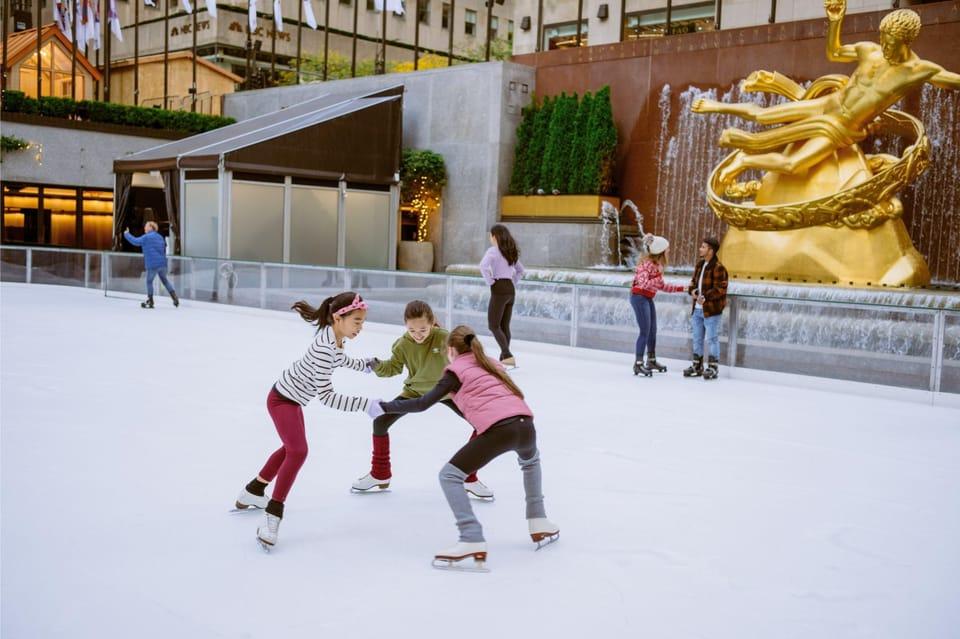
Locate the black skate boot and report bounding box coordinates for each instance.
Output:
[171,291,180,307]
[646,352,667,373]
[703,356,719,380]
[633,360,652,377]
[683,355,703,377]
[141,296,155,309]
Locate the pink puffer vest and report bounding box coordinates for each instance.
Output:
[446,353,533,434]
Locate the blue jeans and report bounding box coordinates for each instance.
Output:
[629,294,657,361]
[146,267,176,297]
[691,307,721,360]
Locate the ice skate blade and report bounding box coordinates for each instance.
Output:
[229,506,263,513]
[432,556,490,573]
[349,486,391,494]
[257,537,274,553]
[531,532,560,550]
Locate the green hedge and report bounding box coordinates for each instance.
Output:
[508,87,618,196]
[1,90,235,134]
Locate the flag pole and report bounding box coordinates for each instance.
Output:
[134,0,139,105]
[350,0,358,77]
[71,0,78,99]
[447,0,454,66]
[163,0,169,108]
[270,6,276,84]
[296,0,302,84]
[413,0,419,70]
[104,0,111,102]
[378,0,386,74]
[1,0,9,93]
[36,0,42,99]
[484,0,492,61]
[191,3,197,111]
[322,0,329,80]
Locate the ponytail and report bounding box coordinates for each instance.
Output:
[448,325,524,399]
[292,291,365,332]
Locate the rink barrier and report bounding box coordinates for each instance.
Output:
[2,245,958,405]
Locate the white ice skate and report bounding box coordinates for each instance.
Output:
[350,473,391,493]
[464,479,494,501]
[256,512,281,552]
[232,487,269,512]
[528,518,560,550]
[432,541,489,573]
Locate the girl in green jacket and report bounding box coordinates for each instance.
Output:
[351,300,494,499]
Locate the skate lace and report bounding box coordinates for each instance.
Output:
[268,514,280,533]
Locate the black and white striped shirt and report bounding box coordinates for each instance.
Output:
[275,326,371,411]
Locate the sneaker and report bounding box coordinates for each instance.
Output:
[256,512,281,547]
[235,487,269,510]
[351,472,390,492]
[464,479,494,500]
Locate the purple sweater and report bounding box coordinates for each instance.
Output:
[479,246,525,286]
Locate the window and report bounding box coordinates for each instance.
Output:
[418,0,429,25]
[490,15,499,39]
[464,8,476,36]
[339,0,351,5]
[441,3,450,29]
[507,19,514,42]
[1,183,113,249]
[366,0,375,9]
[542,21,588,50]
[18,41,83,99]
[625,2,715,39]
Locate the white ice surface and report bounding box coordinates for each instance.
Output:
[2,283,959,639]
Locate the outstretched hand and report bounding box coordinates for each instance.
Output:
[824,0,845,21]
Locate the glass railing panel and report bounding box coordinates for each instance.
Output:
[941,312,960,395]
[733,296,935,390]
[1,247,28,283]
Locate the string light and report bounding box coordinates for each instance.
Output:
[407,179,439,243]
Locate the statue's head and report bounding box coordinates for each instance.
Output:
[879,9,921,60]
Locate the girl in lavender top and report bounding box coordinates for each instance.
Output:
[479,224,525,368]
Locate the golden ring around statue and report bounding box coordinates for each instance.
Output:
[706,109,931,232]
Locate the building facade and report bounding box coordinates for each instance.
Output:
[510,0,937,55]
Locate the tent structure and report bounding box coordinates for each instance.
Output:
[113,86,403,269]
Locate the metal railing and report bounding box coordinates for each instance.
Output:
[2,245,958,400]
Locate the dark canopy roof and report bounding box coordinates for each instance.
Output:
[114,86,403,184]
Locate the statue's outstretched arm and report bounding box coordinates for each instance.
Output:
[930,67,960,90]
[825,0,857,62]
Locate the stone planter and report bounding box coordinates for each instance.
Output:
[398,240,435,272]
[501,194,620,219]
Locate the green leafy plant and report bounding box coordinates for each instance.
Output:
[1,135,30,153]
[580,86,618,195]
[523,95,555,194]
[567,91,593,194]
[1,91,235,134]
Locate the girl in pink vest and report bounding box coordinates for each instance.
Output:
[376,325,559,570]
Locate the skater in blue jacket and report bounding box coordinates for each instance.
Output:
[123,220,179,309]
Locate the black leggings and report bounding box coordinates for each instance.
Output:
[373,397,462,436]
[487,279,516,360]
[449,416,536,475]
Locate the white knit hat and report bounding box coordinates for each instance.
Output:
[647,235,669,256]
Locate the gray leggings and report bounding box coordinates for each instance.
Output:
[439,416,546,543]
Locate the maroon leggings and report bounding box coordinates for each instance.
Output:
[258,387,308,503]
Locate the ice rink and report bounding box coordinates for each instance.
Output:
[2,283,959,639]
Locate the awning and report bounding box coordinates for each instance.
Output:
[113,86,403,184]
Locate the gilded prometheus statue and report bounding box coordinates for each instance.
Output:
[691,0,960,287]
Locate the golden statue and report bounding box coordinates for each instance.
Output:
[691,0,960,287]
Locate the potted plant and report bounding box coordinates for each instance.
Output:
[502,86,620,218]
[399,149,447,272]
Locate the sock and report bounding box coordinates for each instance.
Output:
[246,478,268,497]
[266,499,284,519]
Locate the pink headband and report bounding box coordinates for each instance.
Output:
[333,294,368,317]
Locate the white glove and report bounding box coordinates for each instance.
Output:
[366,400,385,419]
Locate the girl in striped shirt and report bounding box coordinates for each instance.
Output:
[235,291,385,551]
